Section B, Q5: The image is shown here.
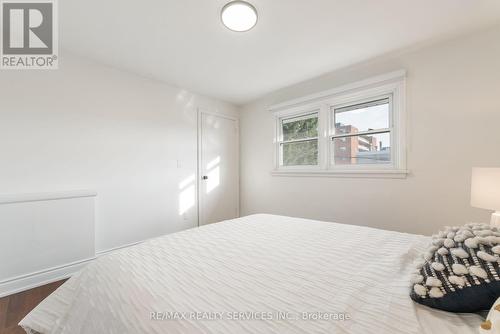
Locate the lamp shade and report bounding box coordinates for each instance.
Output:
[471,168,500,211]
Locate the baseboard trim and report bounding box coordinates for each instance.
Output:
[0,239,150,298]
[0,235,154,298]
[0,257,95,298]
[96,239,147,257]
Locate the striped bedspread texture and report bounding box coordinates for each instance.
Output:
[20,214,483,334]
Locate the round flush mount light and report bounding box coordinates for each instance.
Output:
[221,1,258,32]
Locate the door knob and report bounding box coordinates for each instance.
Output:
[202,176,208,180]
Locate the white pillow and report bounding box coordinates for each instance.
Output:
[480,297,500,333]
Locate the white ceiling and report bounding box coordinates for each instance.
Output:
[61,0,500,105]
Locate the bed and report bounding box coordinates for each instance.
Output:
[20,214,483,334]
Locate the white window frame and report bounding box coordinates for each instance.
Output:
[277,109,321,170]
[270,70,408,178]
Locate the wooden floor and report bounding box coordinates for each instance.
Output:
[0,280,66,334]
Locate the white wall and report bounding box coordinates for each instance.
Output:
[240,25,500,236]
[0,192,96,296]
[0,53,238,252]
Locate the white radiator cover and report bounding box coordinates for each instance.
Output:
[0,190,96,297]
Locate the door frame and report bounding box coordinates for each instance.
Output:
[197,108,240,227]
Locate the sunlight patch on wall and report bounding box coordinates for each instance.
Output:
[179,174,195,215]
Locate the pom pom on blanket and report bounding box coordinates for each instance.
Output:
[410,223,500,312]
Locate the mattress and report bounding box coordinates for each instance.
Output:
[20,214,483,334]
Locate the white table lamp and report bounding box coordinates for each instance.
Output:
[471,168,500,227]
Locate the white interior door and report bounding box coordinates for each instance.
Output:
[199,111,239,225]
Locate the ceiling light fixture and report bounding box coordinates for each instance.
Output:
[221,1,258,32]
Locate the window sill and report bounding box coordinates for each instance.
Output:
[270,169,409,179]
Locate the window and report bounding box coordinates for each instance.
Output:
[279,113,319,167]
[271,71,407,178]
[331,98,391,166]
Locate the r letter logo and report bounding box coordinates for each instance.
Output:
[1,0,58,69]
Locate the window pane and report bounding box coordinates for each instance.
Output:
[282,114,318,141]
[334,98,389,135]
[333,132,391,165]
[281,140,318,166]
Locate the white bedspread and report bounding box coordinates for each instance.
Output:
[20,214,483,334]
